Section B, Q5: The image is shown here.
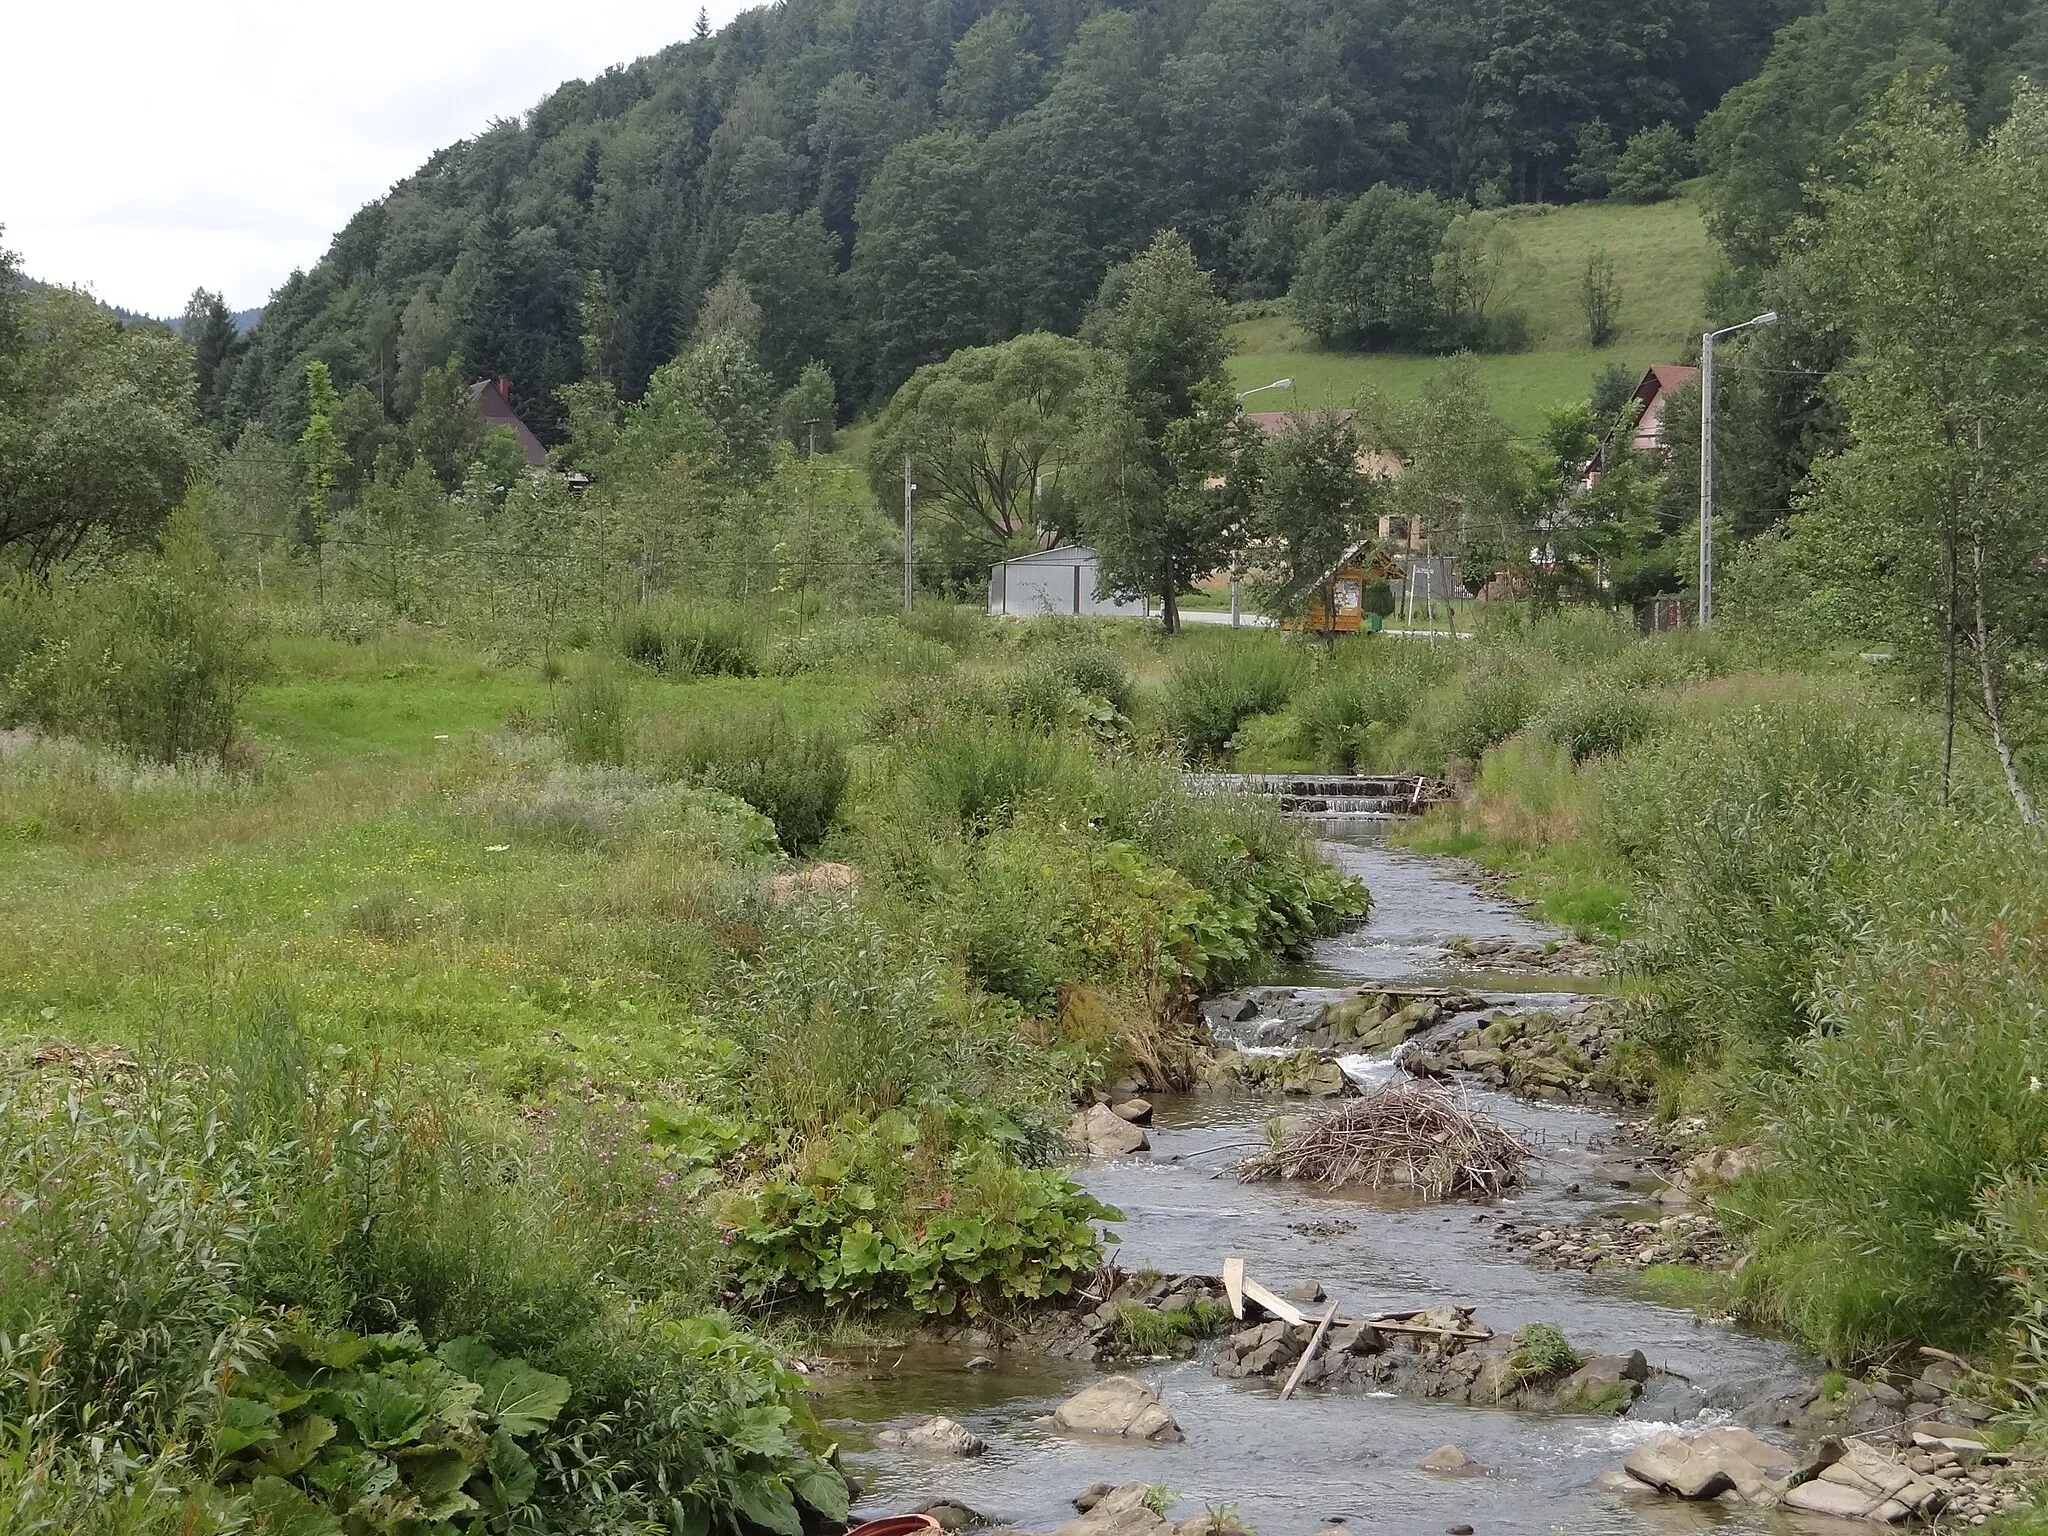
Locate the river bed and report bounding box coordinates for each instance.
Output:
[818,828,1813,1536]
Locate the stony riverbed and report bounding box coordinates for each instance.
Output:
[812,830,2017,1536]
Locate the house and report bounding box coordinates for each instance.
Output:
[1279,540,1407,635]
[467,376,549,469]
[987,547,1152,618]
[1625,364,1698,454]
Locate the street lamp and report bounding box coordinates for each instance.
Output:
[1227,382,1292,625]
[1698,311,1777,627]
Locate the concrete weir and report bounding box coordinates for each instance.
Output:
[1181,772,1444,819]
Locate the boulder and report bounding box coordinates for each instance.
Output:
[1112,1099,1154,1125]
[1054,1376,1185,1442]
[1691,1427,1795,1473]
[1284,1058,1352,1098]
[1783,1480,1883,1519]
[1071,1103,1149,1157]
[1420,1445,1484,1475]
[1593,1468,1658,1496]
[1623,1433,1757,1500]
[877,1415,987,1457]
[1053,1484,1167,1536]
[1553,1353,1648,1415]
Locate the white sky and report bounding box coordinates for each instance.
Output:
[3,1,752,317]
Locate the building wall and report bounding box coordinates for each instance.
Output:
[987,553,1150,617]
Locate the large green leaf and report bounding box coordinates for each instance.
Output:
[341,1376,433,1450]
[434,1337,500,1384]
[401,1447,481,1522]
[486,1426,538,1508]
[789,1458,850,1523]
[475,1359,571,1436]
[724,1403,792,1458]
[730,1474,804,1536]
[245,1476,345,1536]
[216,1395,282,1457]
[257,1413,337,1478]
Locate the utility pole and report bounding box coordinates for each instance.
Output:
[804,417,819,457]
[902,456,915,614]
[1698,311,1778,628]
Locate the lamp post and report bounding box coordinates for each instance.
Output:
[1698,312,1777,627]
[1228,380,1293,625]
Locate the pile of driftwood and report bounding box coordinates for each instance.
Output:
[1238,1083,1533,1197]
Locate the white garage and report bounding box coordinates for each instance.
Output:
[987,547,1151,619]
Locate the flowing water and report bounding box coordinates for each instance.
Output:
[819,827,1813,1536]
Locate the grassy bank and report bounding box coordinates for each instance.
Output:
[0,585,1363,1532]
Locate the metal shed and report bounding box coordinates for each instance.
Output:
[987,547,1151,618]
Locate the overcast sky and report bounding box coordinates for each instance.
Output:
[3,1,752,318]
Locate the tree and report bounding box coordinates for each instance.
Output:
[692,275,761,346]
[300,361,344,602]
[726,210,843,389]
[1432,211,1528,348]
[866,332,1101,571]
[1076,233,1240,632]
[1251,410,1386,626]
[850,132,988,400]
[1579,247,1622,346]
[180,287,242,432]
[1609,123,1696,201]
[0,266,205,566]
[778,363,838,457]
[1289,185,1452,348]
[1793,82,2048,822]
[939,10,1044,130]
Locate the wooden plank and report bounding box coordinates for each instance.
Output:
[1240,1279,1308,1327]
[1222,1256,1245,1320]
[1279,1301,1340,1401]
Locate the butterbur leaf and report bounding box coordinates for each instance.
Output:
[434,1337,500,1384]
[257,1412,337,1477]
[401,1447,480,1521]
[731,1474,804,1536]
[789,1458,850,1522]
[725,1403,792,1457]
[216,1395,282,1457]
[486,1426,538,1507]
[246,1476,345,1536]
[476,1359,571,1435]
[278,1327,374,1373]
[342,1376,434,1449]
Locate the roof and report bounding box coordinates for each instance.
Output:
[467,377,549,469]
[993,545,1099,568]
[1245,408,1356,437]
[1636,364,1698,404]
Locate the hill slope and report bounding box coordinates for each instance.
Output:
[223,0,1797,445]
[1226,192,1716,433]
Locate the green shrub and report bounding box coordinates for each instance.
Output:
[722,1117,1116,1316]
[1293,642,1453,770]
[650,705,848,854]
[1537,678,1660,763]
[1604,693,1931,1066]
[766,616,954,677]
[901,601,986,650]
[555,662,631,766]
[0,550,256,765]
[905,720,1091,832]
[1163,643,1305,759]
[616,602,759,677]
[1429,660,1537,764]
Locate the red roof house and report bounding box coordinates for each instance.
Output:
[1626,364,1698,453]
[467,376,549,469]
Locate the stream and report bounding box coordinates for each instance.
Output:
[819,828,1815,1536]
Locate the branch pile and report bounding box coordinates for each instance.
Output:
[1238,1084,1534,1197]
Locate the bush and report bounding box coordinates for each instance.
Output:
[1537,678,1660,763]
[1163,643,1305,759]
[1609,123,1695,202]
[1293,642,1453,770]
[766,615,954,678]
[1429,660,1537,765]
[616,602,759,677]
[649,705,848,854]
[0,1038,846,1531]
[555,662,632,766]
[0,549,255,765]
[904,720,1092,832]
[1001,647,1134,734]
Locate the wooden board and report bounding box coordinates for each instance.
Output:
[1240,1279,1308,1327]
[1223,1256,1245,1320]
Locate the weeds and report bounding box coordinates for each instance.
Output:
[555,661,631,766]
[1163,643,1305,759]
[1504,1322,1583,1384]
[646,704,848,854]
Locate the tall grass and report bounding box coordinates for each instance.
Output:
[645,704,849,855]
[617,600,760,677]
[1163,641,1305,759]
